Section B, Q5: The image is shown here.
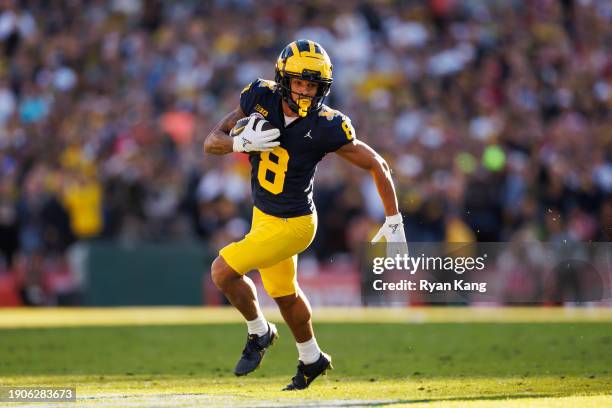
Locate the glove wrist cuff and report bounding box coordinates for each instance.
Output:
[232,136,243,152]
[385,213,403,224]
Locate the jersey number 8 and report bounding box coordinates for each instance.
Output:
[258,146,290,195]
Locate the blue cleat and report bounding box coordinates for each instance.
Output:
[283,352,333,390]
[234,323,278,376]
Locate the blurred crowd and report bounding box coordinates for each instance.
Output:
[0,0,610,304]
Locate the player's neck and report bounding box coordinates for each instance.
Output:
[281,100,299,118]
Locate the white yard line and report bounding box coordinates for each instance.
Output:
[9,393,396,408]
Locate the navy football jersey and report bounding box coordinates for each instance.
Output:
[239,78,356,218]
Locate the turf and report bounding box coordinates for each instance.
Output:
[0,309,610,407]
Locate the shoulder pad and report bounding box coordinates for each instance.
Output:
[257,79,278,91]
[318,105,343,122]
[240,82,252,95]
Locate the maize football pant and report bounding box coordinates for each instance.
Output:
[219,206,317,298]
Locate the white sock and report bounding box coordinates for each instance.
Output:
[296,337,321,365]
[246,315,269,336]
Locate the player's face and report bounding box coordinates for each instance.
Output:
[289,77,318,101]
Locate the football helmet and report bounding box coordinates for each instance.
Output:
[275,39,333,117]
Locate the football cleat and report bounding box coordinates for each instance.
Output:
[234,323,278,376]
[283,352,333,390]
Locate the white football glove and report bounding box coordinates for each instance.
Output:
[232,115,280,153]
[371,213,409,258]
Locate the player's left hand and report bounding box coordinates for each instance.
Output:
[371,213,409,258]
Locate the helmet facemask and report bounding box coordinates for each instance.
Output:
[275,72,332,117]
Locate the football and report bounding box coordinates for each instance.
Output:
[230,113,275,137]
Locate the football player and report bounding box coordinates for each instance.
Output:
[204,39,407,390]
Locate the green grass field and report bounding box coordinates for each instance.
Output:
[0,307,611,407]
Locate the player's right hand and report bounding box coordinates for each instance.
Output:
[232,115,280,153]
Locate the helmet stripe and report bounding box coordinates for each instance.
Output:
[290,42,300,58]
[296,40,310,52]
[282,46,293,59]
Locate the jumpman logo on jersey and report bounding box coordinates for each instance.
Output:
[304,130,312,139]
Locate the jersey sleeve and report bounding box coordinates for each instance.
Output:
[239,78,276,116]
[322,113,356,153]
[239,80,258,115]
